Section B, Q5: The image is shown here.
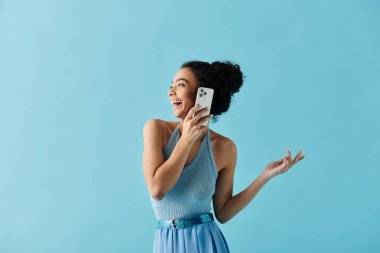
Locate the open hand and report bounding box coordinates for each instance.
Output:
[262,149,305,181]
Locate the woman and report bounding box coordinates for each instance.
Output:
[142,60,305,253]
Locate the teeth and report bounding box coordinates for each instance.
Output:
[171,100,182,104]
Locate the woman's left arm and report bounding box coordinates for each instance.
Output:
[213,142,305,224]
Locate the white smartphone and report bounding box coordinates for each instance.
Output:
[193,87,214,126]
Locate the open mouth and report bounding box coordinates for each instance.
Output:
[171,100,183,108]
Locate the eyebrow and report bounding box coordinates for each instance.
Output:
[171,78,189,84]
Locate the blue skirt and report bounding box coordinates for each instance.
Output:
[153,220,230,253]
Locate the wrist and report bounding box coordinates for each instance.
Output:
[179,136,193,146]
[258,173,271,183]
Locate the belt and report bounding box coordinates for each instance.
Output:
[155,212,214,230]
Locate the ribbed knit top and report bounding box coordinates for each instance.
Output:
[149,124,218,221]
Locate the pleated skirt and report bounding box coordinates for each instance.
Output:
[153,220,230,253]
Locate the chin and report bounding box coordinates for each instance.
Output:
[172,107,183,115]
[173,113,183,119]
[172,111,181,118]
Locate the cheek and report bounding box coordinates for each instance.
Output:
[183,90,197,108]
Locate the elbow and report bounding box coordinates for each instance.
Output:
[215,213,229,224]
[151,185,165,201]
[218,218,228,224]
[151,193,164,201]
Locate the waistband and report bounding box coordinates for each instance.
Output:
[155,212,214,230]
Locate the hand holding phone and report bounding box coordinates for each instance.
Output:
[193,87,214,126]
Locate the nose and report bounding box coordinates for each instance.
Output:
[168,87,176,97]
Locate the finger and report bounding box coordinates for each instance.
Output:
[290,151,301,165]
[194,105,208,114]
[283,161,289,171]
[198,113,213,124]
[188,104,200,119]
[291,149,303,165]
[187,104,202,119]
[284,159,290,171]
[276,157,284,164]
[286,155,292,166]
[282,157,287,169]
[199,118,211,128]
[197,124,208,134]
[294,155,305,165]
[285,158,291,171]
[294,151,302,163]
[286,148,292,161]
[192,107,210,121]
[295,151,304,160]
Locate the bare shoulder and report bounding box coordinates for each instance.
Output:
[143,119,176,149]
[143,119,165,147]
[143,118,164,135]
[209,130,237,172]
[209,130,236,150]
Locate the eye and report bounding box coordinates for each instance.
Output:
[178,83,185,87]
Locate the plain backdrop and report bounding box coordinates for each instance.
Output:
[1,0,379,252]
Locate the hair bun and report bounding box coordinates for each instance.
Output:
[210,61,243,96]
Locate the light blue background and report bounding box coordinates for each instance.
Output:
[1,0,379,252]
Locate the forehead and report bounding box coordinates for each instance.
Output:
[172,67,197,84]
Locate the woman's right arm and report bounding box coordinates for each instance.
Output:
[142,119,192,201]
[142,105,212,201]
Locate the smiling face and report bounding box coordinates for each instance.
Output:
[168,67,199,119]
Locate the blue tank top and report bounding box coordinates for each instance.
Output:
[149,123,219,221]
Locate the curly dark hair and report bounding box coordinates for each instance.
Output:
[181,60,245,123]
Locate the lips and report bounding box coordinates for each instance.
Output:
[172,102,182,109]
[170,98,183,109]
